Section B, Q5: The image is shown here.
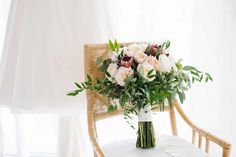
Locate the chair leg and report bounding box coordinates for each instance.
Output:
[94,150,98,157]
[223,147,231,157]
[169,108,178,136]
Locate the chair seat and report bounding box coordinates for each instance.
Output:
[102,135,212,157]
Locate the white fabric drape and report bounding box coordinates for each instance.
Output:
[0,0,116,113]
[0,0,11,156]
[0,0,116,156]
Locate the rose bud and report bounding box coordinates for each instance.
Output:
[121,56,133,68]
[150,44,159,56]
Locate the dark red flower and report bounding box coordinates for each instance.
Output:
[150,44,159,56]
[121,56,133,68]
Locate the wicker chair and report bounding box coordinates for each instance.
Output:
[84,43,231,157]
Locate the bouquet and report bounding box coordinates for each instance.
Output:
[68,40,212,149]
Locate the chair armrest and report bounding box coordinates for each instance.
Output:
[88,111,106,157]
[173,100,231,157]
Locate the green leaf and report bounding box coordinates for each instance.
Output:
[200,74,203,81]
[108,40,114,51]
[209,75,213,81]
[144,44,150,54]
[67,91,78,96]
[84,81,91,86]
[190,71,200,77]
[156,46,162,57]
[74,82,81,89]
[147,69,154,76]
[96,56,103,64]
[108,105,113,112]
[81,82,85,88]
[183,66,202,73]
[162,40,170,50]
[114,39,118,47]
[87,75,92,82]
[205,73,213,81]
[167,96,173,108]
[148,75,156,78]
[114,39,120,50]
[177,91,184,104]
[183,66,196,71]
[119,99,125,108]
[192,77,195,83]
[108,105,117,113]
[108,39,120,51]
[176,62,182,70]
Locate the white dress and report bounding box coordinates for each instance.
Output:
[0,0,115,113]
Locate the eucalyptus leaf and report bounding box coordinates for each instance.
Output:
[162,40,170,50]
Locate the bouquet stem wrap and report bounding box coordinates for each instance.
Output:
[136,105,156,148]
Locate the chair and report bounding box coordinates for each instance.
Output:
[84,43,231,157]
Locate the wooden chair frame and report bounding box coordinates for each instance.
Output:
[84,43,231,157]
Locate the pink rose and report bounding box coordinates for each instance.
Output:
[147,56,159,71]
[134,50,147,63]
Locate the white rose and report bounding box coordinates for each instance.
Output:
[125,43,148,59]
[168,54,177,71]
[110,98,120,107]
[115,67,133,86]
[137,63,156,82]
[109,51,118,62]
[137,43,149,52]
[134,50,147,63]
[157,54,172,72]
[124,49,135,57]
[107,63,118,77]
[124,44,138,57]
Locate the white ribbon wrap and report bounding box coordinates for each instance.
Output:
[138,105,153,122]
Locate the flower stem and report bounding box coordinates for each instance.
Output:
[136,121,156,148]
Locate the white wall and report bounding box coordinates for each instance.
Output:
[186,0,236,156]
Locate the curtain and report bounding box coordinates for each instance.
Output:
[0,0,114,113]
[0,0,11,156]
[0,0,116,156]
[57,114,93,157]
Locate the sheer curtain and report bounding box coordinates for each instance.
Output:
[0,0,116,156]
[0,0,11,156]
[0,0,236,157]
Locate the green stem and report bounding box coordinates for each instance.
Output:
[136,121,156,149]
